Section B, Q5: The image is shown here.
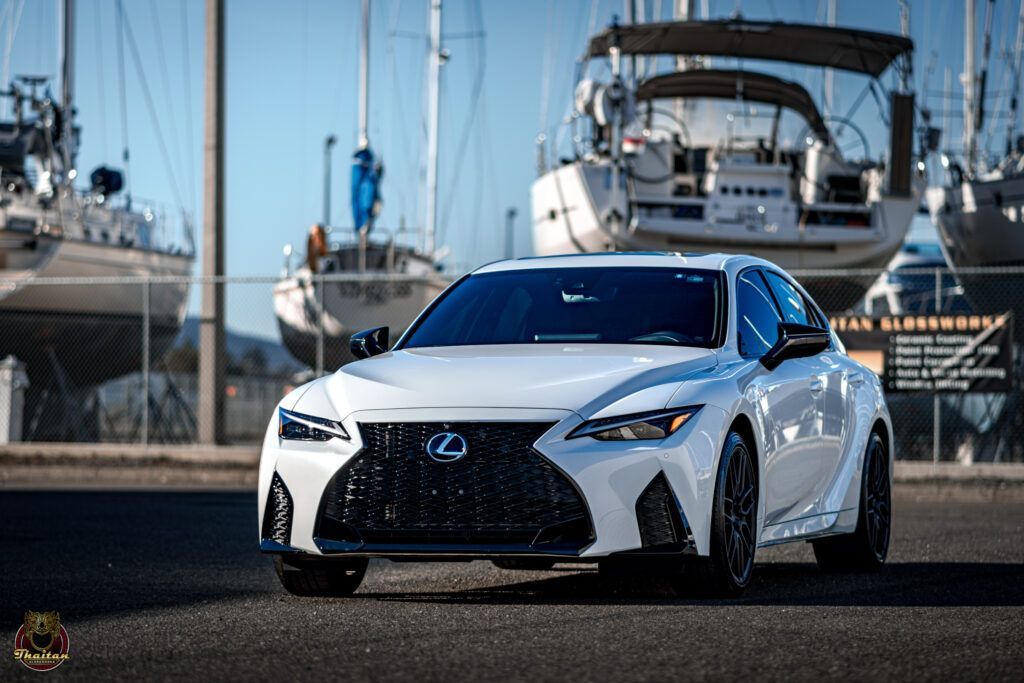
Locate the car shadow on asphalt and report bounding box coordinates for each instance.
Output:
[356,561,1024,607]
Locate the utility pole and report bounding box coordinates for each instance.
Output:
[322,134,336,225]
[424,0,443,256]
[199,0,225,445]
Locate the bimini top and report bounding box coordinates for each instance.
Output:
[635,69,830,141]
[587,18,913,78]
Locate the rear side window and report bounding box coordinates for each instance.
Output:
[736,270,782,357]
[763,271,813,326]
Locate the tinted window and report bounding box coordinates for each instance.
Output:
[403,267,722,349]
[764,271,813,326]
[736,270,782,357]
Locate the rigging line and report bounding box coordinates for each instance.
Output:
[538,0,556,136]
[586,0,599,37]
[180,0,197,215]
[440,0,487,248]
[115,0,132,200]
[387,0,416,230]
[118,0,185,209]
[438,0,486,246]
[149,0,187,198]
[0,1,12,116]
[477,87,503,262]
[95,0,109,162]
[1,0,24,118]
[981,0,1015,152]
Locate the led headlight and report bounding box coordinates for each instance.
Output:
[278,408,350,442]
[568,406,702,441]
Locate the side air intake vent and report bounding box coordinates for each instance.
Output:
[262,472,294,546]
[635,471,692,549]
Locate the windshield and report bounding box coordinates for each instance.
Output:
[401,266,723,349]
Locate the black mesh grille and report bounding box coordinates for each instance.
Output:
[636,472,682,548]
[318,422,591,548]
[262,472,293,545]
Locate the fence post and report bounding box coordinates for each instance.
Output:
[933,268,941,465]
[141,279,150,446]
[316,273,325,377]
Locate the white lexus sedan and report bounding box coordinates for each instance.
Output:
[259,253,892,597]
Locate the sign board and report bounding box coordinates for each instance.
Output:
[829,312,1014,393]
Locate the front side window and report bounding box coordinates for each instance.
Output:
[763,271,813,326]
[402,267,723,349]
[736,270,782,357]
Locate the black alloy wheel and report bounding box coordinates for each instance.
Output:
[673,430,757,597]
[863,433,892,561]
[722,436,757,585]
[812,431,891,571]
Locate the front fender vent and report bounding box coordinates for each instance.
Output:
[636,471,692,549]
[262,472,294,546]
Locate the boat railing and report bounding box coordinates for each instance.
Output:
[79,192,197,258]
[324,223,421,273]
[282,223,431,277]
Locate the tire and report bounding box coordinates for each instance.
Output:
[491,558,557,571]
[812,431,891,572]
[671,430,758,598]
[273,556,369,597]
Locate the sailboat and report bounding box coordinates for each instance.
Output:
[274,0,450,371]
[0,0,194,392]
[531,14,921,311]
[926,0,1024,332]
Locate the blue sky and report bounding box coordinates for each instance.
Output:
[9,0,1014,337]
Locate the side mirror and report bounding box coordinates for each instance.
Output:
[760,322,830,371]
[350,326,389,359]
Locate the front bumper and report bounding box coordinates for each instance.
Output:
[258,405,729,560]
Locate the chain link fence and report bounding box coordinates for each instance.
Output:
[793,265,1024,464]
[0,267,1021,463]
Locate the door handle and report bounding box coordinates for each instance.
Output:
[848,372,865,386]
[809,378,824,393]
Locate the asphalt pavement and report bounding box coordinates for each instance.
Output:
[2,491,1022,681]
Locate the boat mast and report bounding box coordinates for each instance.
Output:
[975,0,995,169]
[58,0,76,178]
[626,0,639,88]
[1007,0,1024,156]
[964,0,976,174]
[673,1,695,124]
[358,0,370,149]
[424,0,442,256]
[944,66,953,155]
[824,0,836,121]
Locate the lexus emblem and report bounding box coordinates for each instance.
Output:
[425,432,468,463]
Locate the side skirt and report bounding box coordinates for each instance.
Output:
[757,507,858,547]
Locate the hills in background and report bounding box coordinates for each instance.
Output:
[170,317,303,377]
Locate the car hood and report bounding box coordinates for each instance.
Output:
[297,344,718,419]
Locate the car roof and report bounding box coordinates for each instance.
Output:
[473,252,774,274]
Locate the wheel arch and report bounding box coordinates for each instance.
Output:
[870,417,892,455]
[727,411,760,487]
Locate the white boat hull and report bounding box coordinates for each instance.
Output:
[532,162,919,310]
[274,270,449,369]
[0,230,192,387]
